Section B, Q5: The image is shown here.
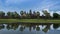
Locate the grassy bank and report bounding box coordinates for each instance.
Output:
[0,19,60,23]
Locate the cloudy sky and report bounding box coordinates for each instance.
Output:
[0,0,60,14]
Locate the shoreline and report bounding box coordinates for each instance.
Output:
[0,19,60,23]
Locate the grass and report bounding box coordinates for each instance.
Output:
[0,19,60,23]
[20,19,60,23]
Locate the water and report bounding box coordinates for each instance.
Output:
[0,23,60,34]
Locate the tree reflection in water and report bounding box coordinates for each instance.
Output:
[53,24,60,29]
[20,26,24,31]
[0,24,4,30]
[42,24,50,33]
[36,25,40,31]
[7,24,19,30]
[0,23,60,33]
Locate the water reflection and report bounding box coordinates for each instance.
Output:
[36,26,40,31]
[0,24,4,30]
[0,23,60,34]
[6,24,19,30]
[53,24,60,29]
[20,25,25,32]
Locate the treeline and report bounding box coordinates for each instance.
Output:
[0,10,60,19]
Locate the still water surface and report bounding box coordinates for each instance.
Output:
[0,23,60,34]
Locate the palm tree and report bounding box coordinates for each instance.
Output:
[42,10,50,19]
[20,10,24,16]
[13,11,19,18]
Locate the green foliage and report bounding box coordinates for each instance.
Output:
[13,11,19,18]
[53,13,59,19]
[20,11,27,19]
[0,11,5,18]
[36,26,40,31]
[42,10,50,19]
[20,10,24,15]
[53,24,60,29]
[7,12,14,18]
[0,10,60,19]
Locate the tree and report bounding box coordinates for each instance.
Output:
[42,10,50,19]
[33,11,40,18]
[0,11,5,18]
[53,13,59,19]
[20,11,27,19]
[7,11,14,18]
[20,10,24,16]
[13,11,20,18]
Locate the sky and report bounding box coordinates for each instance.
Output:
[0,0,60,15]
